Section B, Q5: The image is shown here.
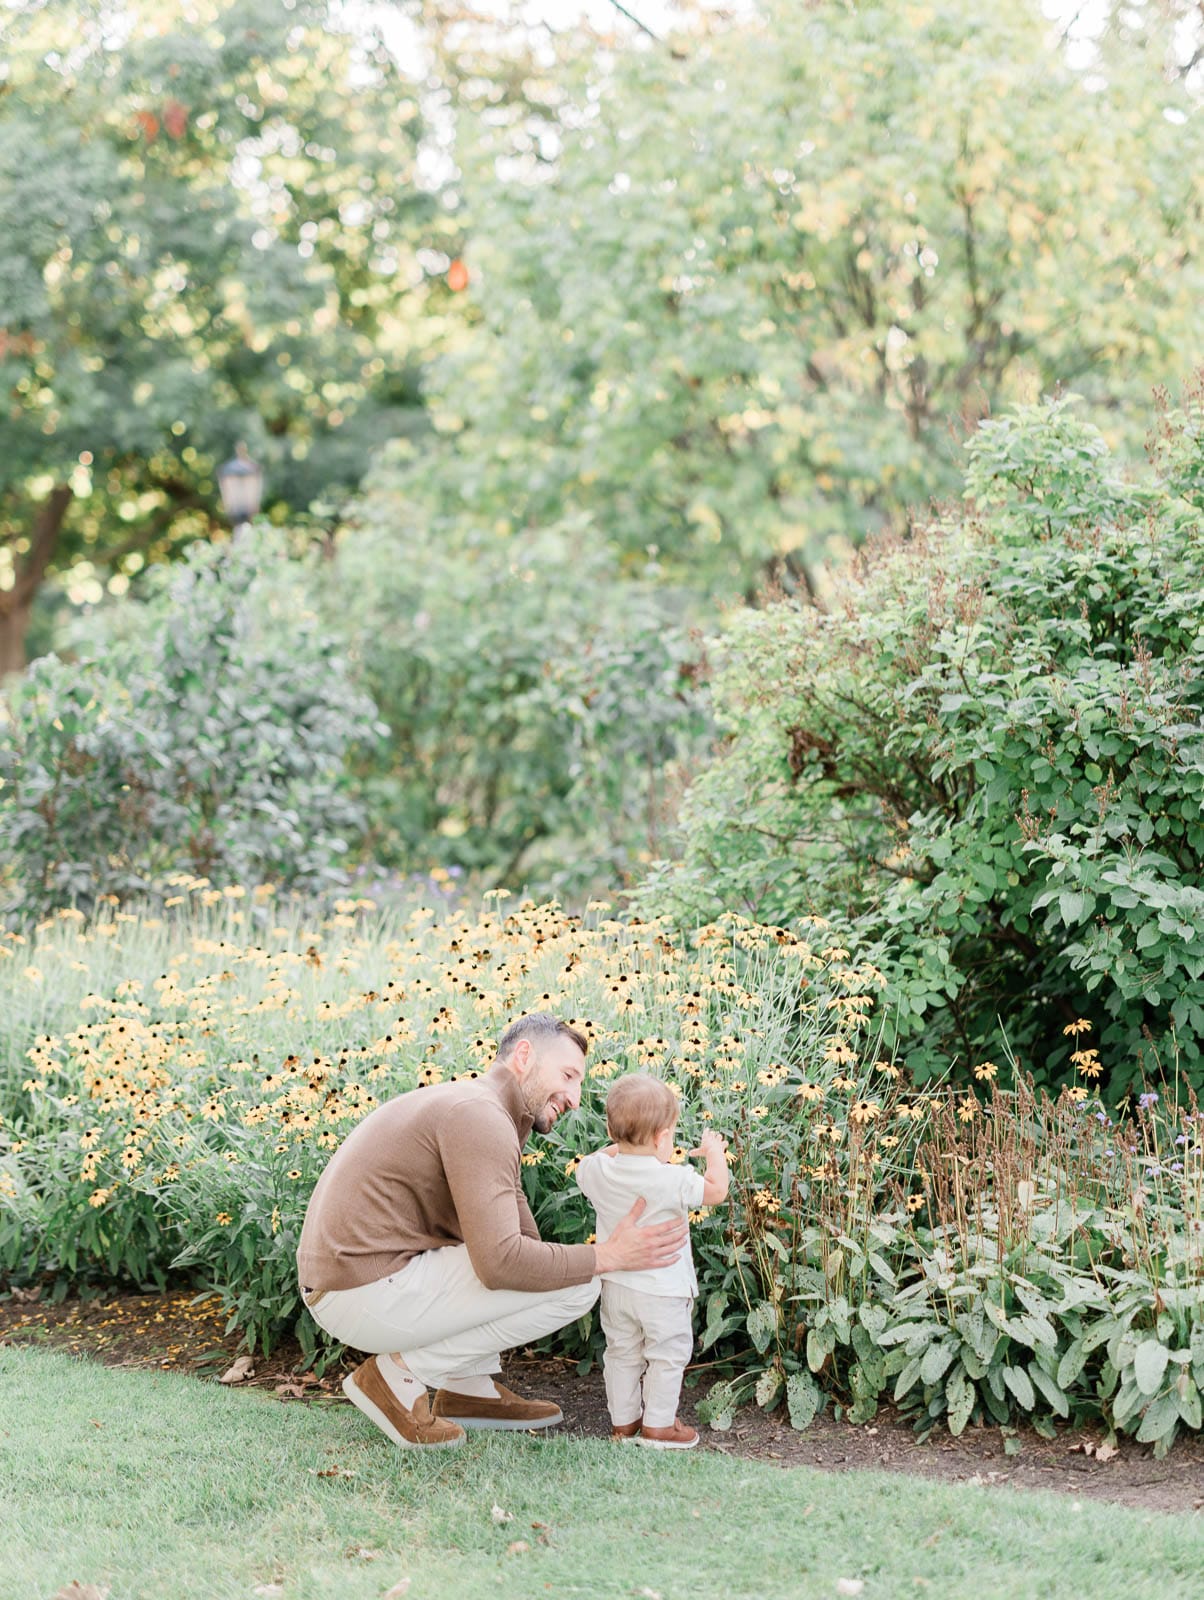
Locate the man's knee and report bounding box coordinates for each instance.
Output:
[562,1276,602,1320]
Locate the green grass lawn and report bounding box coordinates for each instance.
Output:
[3,1346,1202,1600]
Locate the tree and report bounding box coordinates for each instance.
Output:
[402,0,1204,594]
[0,0,451,671]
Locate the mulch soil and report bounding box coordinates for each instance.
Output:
[4,1286,1203,1516]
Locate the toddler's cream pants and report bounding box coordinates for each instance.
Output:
[599,1280,694,1429]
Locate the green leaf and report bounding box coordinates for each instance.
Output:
[947,1372,975,1436]
[786,1371,820,1431]
[920,1341,955,1386]
[1133,1339,1170,1397]
[1002,1365,1035,1412]
[1057,1339,1088,1390]
[747,1300,777,1356]
[1028,1364,1069,1418]
[697,1378,739,1431]
[755,1367,784,1411]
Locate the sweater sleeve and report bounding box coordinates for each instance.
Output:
[516,1186,540,1241]
[438,1100,597,1291]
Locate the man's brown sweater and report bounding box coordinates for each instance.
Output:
[296,1068,598,1294]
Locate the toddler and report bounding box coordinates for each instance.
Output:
[574,1073,729,1449]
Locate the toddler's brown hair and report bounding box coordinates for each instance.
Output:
[605,1072,679,1146]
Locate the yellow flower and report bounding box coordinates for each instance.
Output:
[1065,1084,1088,1103]
[957,1097,978,1122]
[849,1100,880,1124]
[875,1060,901,1079]
[88,1187,113,1208]
[972,1061,998,1082]
[215,1212,233,1226]
[1071,1048,1103,1079]
[906,1194,925,1213]
[1062,1018,1093,1037]
[795,1082,824,1102]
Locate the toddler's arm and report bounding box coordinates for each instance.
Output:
[692,1130,730,1205]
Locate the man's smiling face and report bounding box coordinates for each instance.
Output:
[515,1034,586,1134]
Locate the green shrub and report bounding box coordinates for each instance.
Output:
[0,532,380,914]
[326,485,709,893]
[643,385,1204,1095]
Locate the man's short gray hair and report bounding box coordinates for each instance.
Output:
[495,1012,588,1062]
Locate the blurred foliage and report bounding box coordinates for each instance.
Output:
[641,381,1204,1096]
[0,0,458,669]
[0,530,379,913]
[325,470,711,894]
[403,0,1203,595]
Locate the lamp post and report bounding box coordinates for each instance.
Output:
[216,444,264,534]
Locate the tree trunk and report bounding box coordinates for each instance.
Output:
[0,604,30,679]
[0,483,74,677]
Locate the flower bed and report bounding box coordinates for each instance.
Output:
[2,890,1202,1452]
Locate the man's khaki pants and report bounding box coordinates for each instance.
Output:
[303,1244,600,1389]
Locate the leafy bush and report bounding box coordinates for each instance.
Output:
[325,483,709,893]
[0,532,380,914]
[642,386,1204,1095]
[4,895,1204,1455]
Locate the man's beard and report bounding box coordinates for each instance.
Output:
[532,1105,556,1135]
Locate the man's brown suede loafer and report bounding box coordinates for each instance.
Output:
[342,1356,465,1449]
[431,1381,564,1431]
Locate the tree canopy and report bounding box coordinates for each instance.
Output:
[0,0,454,669]
[401,0,1204,594]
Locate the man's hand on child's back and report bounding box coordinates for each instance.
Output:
[593,1197,687,1275]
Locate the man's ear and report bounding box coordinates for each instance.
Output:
[510,1038,533,1076]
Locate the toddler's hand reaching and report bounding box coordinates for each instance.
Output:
[691,1130,728,1161]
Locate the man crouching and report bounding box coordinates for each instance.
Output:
[296,1012,687,1448]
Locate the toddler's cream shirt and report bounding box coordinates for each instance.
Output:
[575,1152,706,1298]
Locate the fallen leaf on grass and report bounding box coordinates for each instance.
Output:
[490,1504,513,1523]
[382,1581,411,1599]
[836,1580,865,1596]
[506,1541,530,1556]
[274,1382,310,1400]
[345,1547,383,1562]
[51,1585,109,1600]
[311,1465,357,1479]
[251,1586,283,1597]
[218,1355,255,1385]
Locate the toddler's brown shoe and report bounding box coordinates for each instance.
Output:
[610,1419,642,1441]
[637,1417,699,1450]
[342,1356,465,1450]
[431,1381,563,1431]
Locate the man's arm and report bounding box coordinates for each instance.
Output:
[516,1187,541,1241]
[439,1103,597,1291]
